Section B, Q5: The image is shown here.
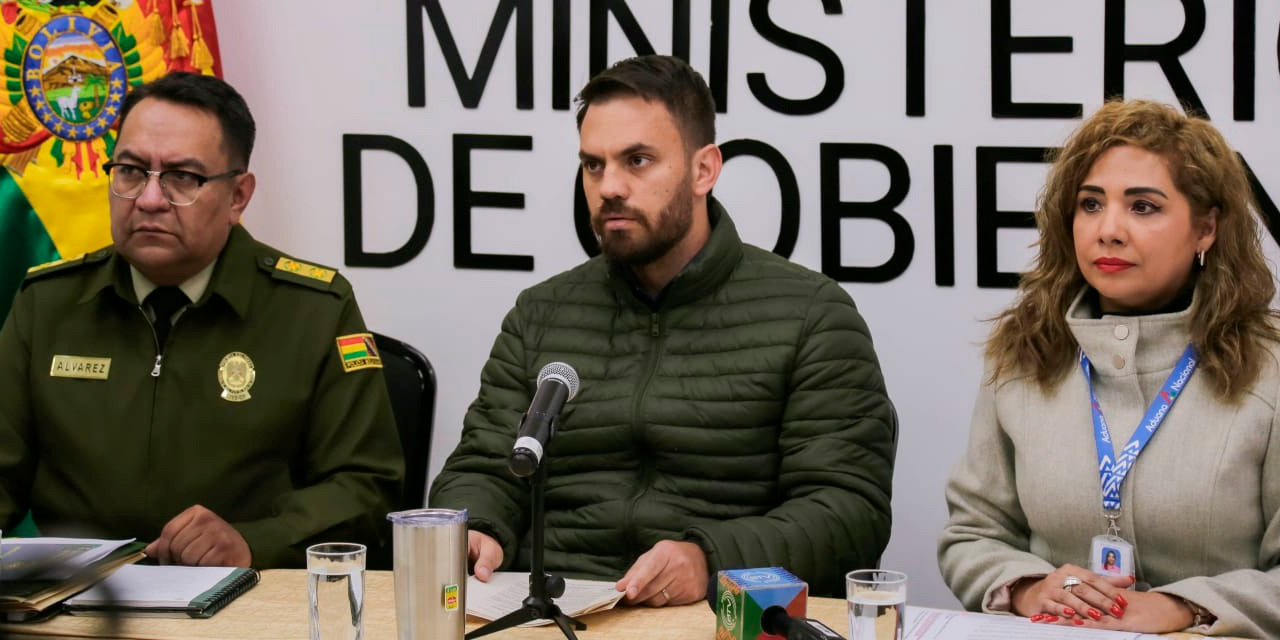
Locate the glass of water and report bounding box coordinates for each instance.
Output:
[847,569,907,640]
[307,542,366,640]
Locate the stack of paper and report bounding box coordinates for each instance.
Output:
[466,572,625,627]
[0,537,146,621]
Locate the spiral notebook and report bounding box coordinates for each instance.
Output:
[65,565,259,618]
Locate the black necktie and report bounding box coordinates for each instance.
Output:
[145,286,189,350]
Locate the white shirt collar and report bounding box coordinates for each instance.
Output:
[130,259,217,308]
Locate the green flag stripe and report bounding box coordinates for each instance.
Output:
[0,169,58,321]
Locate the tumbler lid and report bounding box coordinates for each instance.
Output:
[387,508,468,526]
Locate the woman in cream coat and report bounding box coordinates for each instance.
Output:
[938,100,1280,638]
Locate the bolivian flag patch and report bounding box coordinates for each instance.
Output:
[336,333,383,373]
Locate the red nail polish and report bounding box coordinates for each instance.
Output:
[1063,607,1076,617]
[1111,604,1124,617]
[1044,615,1059,623]
[1030,614,1045,622]
[1088,608,1102,620]
[1074,619,1085,626]
[1116,593,1129,608]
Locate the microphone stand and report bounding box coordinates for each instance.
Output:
[466,439,585,640]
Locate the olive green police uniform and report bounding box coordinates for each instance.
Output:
[0,225,403,568]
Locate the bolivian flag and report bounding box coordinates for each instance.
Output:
[0,0,222,319]
[336,333,384,373]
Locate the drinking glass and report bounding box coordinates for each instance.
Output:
[307,542,366,640]
[847,569,907,640]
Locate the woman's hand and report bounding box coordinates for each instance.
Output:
[1011,564,1130,623]
[1070,591,1196,634]
[1011,565,1196,633]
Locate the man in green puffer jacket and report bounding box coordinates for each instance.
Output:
[429,55,895,603]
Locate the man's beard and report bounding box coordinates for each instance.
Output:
[591,176,694,266]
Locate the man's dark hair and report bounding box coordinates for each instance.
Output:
[117,72,256,168]
[575,55,715,150]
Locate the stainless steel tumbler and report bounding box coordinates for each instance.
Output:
[387,508,468,640]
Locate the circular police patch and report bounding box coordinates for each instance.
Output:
[218,352,255,402]
[22,14,128,141]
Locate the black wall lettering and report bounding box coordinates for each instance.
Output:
[906,0,925,116]
[990,0,1081,118]
[1234,0,1255,121]
[406,0,532,109]
[453,134,535,270]
[819,143,914,282]
[1103,0,1207,115]
[720,139,801,257]
[574,169,599,258]
[553,0,571,110]
[588,0,659,77]
[710,0,731,112]
[746,0,845,115]
[343,134,434,268]
[933,145,955,286]
[1241,154,1280,245]
[976,146,1048,288]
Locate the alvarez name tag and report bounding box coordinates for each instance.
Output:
[50,355,112,380]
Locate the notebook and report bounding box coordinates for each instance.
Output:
[0,537,147,622]
[65,564,259,618]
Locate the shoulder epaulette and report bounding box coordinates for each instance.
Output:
[261,255,339,292]
[23,248,111,282]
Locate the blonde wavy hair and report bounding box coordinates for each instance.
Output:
[986,99,1279,400]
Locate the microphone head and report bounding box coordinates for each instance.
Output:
[537,361,580,401]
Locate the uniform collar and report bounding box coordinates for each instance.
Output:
[129,260,215,307]
[610,197,743,311]
[79,225,258,319]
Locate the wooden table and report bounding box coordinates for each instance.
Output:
[0,569,1223,639]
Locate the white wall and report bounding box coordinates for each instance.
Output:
[213,0,1280,608]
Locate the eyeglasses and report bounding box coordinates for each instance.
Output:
[103,162,243,206]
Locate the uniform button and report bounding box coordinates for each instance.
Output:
[1114,325,1129,340]
[262,257,276,266]
[1112,354,1125,369]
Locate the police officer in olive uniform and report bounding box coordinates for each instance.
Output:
[0,73,403,568]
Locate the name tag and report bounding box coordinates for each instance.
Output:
[49,355,111,380]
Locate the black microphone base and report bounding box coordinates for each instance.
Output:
[464,597,586,640]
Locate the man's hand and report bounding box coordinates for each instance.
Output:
[615,540,708,607]
[144,504,251,567]
[469,530,503,582]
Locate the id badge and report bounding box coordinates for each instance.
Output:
[1089,534,1136,587]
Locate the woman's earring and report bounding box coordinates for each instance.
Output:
[1198,250,1205,267]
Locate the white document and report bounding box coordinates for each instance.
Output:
[465,571,625,627]
[905,607,1171,640]
[66,564,238,608]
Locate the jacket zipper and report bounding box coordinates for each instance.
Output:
[622,311,665,564]
[137,304,164,377]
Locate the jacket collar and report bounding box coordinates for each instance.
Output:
[79,225,257,319]
[1066,287,1194,378]
[610,197,743,311]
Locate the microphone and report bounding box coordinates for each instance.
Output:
[508,362,579,478]
[761,606,846,640]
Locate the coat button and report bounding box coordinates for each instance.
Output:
[262,257,275,266]
[1112,354,1125,369]
[1114,325,1129,340]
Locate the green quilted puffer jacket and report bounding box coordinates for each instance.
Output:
[429,200,895,597]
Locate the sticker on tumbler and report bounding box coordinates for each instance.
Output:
[443,584,459,611]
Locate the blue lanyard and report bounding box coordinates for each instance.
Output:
[1079,345,1197,511]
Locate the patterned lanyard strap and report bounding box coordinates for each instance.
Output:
[1079,344,1197,517]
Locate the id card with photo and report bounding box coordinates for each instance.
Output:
[1090,535,1136,585]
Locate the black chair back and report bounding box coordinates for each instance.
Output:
[372,332,436,510]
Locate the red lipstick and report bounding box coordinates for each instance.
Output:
[1094,257,1134,273]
